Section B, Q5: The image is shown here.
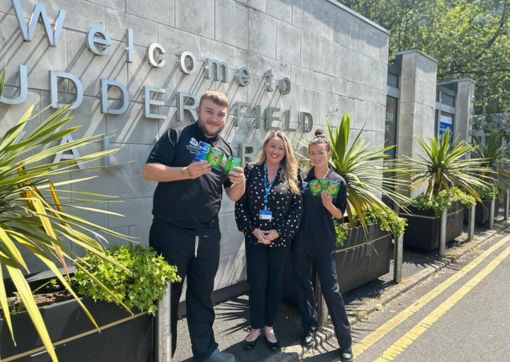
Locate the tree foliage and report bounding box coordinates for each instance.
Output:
[340,0,510,115]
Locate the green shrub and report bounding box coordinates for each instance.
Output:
[450,187,476,207]
[367,208,407,238]
[73,244,181,315]
[334,220,348,247]
[472,183,498,201]
[334,208,406,247]
[411,187,475,215]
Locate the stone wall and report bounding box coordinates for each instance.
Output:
[396,50,438,197]
[0,0,389,290]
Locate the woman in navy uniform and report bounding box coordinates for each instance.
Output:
[292,129,353,362]
[235,131,302,352]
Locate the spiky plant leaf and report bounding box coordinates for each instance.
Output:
[0,69,132,361]
[472,131,510,192]
[401,128,493,201]
[327,113,410,235]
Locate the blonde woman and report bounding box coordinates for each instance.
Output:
[235,131,303,352]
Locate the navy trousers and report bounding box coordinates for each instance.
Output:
[291,250,352,351]
[149,218,221,361]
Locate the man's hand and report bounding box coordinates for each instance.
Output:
[226,166,246,202]
[183,161,212,179]
[228,166,245,185]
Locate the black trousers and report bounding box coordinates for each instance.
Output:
[245,241,289,329]
[149,218,221,362]
[291,250,352,351]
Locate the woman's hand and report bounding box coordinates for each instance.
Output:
[320,190,334,209]
[252,228,279,244]
[263,229,280,242]
[253,228,270,244]
[320,191,342,219]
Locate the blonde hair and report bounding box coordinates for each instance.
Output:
[199,90,229,108]
[257,131,300,194]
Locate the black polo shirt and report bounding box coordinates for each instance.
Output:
[146,122,233,229]
[293,168,347,255]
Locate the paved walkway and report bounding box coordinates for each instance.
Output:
[172,219,508,361]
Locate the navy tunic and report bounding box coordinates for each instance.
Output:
[293,168,347,255]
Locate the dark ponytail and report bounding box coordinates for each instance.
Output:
[314,129,326,137]
[309,128,330,150]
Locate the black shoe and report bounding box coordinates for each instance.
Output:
[243,336,259,351]
[265,337,280,352]
[301,331,316,348]
[243,331,261,351]
[340,350,353,362]
[264,330,280,352]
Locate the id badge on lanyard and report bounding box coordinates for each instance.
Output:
[259,164,276,221]
[259,209,273,221]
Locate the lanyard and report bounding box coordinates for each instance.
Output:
[262,164,279,208]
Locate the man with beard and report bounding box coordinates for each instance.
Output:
[143,90,245,362]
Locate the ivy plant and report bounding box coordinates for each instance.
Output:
[73,244,181,315]
[411,187,476,215]
[334,208,407,248]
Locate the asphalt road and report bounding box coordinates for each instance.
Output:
[171,223,510,362]
[349,232,510,362]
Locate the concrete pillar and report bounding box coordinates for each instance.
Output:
[439,209,447,257]
[468,205,476,241]
[396,50,438,197]
[453,79,475,143]
[504,190,510,221]
[393,235,403,283]
[489,197,496,230]
[156,283,172,362]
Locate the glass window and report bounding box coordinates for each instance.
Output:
[387,73,399,88]
[441,93,455,107]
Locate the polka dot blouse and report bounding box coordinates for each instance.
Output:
[235,163,303,248]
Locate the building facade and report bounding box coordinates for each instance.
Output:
[1,0,391,292]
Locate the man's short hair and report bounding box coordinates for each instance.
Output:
[199,90,229,108]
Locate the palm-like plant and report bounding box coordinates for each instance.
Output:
[0,72,130,361]
[402,128,493,201]
[327,113,409,235]
[472,131,510,193]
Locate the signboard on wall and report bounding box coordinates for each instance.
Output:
[439,113,454,137]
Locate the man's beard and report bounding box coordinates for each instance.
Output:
[198,120,223,138]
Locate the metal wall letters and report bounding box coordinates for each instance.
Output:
[5,0,315,145]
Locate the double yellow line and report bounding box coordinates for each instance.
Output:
[353,234,510,360]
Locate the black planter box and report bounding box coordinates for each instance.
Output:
[0,297,153,362]
[463,198,500,226]
[283,224,393,305]
[401,202,464,252]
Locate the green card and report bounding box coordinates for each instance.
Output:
[309,179,322,196]
[327,181,340,198]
